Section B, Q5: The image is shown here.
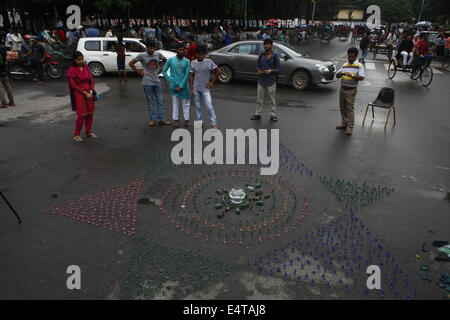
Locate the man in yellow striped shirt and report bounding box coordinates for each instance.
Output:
[336,47,365,135]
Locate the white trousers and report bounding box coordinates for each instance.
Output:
[401,51,414,66]
[172,96,190,121]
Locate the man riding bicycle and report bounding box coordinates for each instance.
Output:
[411,32,432,78]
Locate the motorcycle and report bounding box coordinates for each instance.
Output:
[369,36,378,52]
[7,53,63,80]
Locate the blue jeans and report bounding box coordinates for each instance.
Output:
[28,57,43,81]
[360,48,368,63]
[143,85,164,121]
[194,90,217,126]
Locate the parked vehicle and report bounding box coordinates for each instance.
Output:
[77,37,176,77]
[7,53,63,80]
[208,40,337,90]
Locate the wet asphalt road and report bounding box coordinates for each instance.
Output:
[0,37,449,300]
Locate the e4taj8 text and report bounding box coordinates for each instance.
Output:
[183,304,266,318]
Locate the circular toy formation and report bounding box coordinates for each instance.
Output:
[158,167,309,246]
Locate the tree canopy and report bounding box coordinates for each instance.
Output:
[2,0,449,31]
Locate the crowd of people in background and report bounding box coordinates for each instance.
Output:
[0,18,449,140]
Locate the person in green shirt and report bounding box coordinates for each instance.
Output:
[279,30,289,44]
[162,43,191,127]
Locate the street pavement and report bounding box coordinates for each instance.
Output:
[0,37,449,300]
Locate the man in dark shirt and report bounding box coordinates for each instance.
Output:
[250,38,280,122]
[19,35,32,63]
[359,33,369,64]
[397,33,414,68]
[28,38,46,83]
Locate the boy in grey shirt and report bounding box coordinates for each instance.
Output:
[189,45,221,128]
[129,40,170,126]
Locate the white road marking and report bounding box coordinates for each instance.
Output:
[431,67,442,74]
[330,52,347,61]
[365,63,376,70]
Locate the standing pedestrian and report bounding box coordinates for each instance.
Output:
[162,43,191,127]
[434,33,446,59]
[336,47,365,135]
[186,35,197,61]
[67,51,98,142]
[6,29,22,51]
[129,40,170,126]
[279,30,289,44]
[189,45,221,129]
[116,36,127,81]
[359,33,369,64]
[351,26,357,44]
[19,35,32,63]
[443,33,450,68]
[262,27,271,41]
[29,38,46,83]
[225,31,232,45]
[0,39,15,108]
[250,38,280,122]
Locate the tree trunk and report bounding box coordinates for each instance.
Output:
[53,2,58,25]
[1,0,11,31]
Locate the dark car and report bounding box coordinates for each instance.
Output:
[208,40,337,90]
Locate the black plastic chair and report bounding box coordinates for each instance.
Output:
[363,87,396,129]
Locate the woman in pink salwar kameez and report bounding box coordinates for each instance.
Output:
[67,51,98,142]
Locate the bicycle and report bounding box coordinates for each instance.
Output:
[387,55,433,87]
[410,55,434,86]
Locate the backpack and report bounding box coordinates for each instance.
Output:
[258,52,278,84]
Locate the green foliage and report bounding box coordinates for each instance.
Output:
[5,0,450,24]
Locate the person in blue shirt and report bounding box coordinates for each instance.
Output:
[163,43,192,127]
[225,32,232,45]
[250,38,280,122]
[262,28,271,41]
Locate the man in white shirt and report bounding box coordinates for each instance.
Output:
[6,30,22,51]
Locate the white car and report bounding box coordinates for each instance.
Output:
[77,37,176,77]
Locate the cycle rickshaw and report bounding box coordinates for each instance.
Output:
[338,31,349,41]
[373,43,396,60]
[387,55,434,87]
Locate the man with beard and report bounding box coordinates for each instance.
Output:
[162,43,191,127]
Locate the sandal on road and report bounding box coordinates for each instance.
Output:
[0,104,8,108]
[250,115,261,120]
[87,133,98,139]
[73,136,84,142]
[270,116,278,122]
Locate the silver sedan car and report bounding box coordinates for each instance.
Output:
[208,41,337,90]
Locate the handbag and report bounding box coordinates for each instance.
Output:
[92,89,99,101]
[89,78,99,101]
